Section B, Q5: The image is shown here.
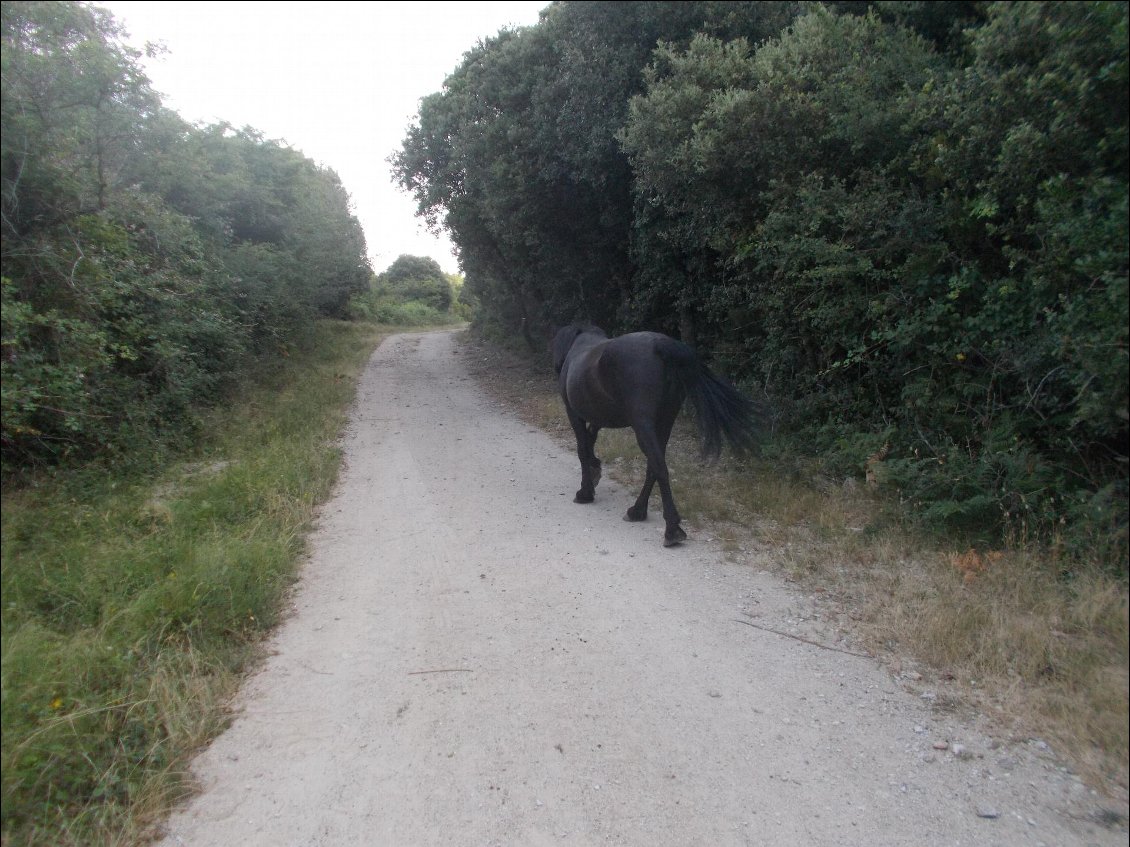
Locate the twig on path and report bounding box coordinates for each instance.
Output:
[407,668,474,675]
[732,619,871,659]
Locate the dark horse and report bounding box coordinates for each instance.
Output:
[552,324,760,546]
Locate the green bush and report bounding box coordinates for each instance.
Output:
[392,1,1127,564]
[620,3,1128,563]
[374,255,454,311]
[1,2,372,473]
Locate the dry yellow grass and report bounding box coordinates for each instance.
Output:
[460,331,1129,799]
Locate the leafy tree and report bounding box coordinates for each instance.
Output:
[398,0,1125,554]
[1,1,372,470]
[393,0,1125,553]
[146,124,371,321]
[831,0,988,52]
[621,3,1127,550]
[1,0,161,228]
[378,254,453,311]
[912,0,1128,544]
[624,9,945,383]
[394,1,799,336]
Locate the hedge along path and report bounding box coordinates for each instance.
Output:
[157,329,1124,846]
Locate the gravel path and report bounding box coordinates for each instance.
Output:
[158,330,1125,846]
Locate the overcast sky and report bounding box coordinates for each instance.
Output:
[101,1,548,275]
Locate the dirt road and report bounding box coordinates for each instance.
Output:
[159,330,1123,846]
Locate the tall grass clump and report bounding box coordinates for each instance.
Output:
[1,320,386,846]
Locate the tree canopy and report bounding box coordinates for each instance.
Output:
[2,0,372,470]
[377,254,453,311]
[396,0,1128,559]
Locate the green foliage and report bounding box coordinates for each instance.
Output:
[623,2,1127,560]
[383,254,444,287]
[376,254,453,311]
[393,1,799,336]
[347,293,456,328]
[372,299,452,327]
[151,125,372,320]
[398,0,1128,564]
[1,1,373,472]
[349,254,465,325]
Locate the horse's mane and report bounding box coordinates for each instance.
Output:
[572,322,606,338]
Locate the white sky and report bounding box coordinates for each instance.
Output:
[100,1,548,276]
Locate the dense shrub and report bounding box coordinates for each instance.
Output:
[375,254,454,311]
[349,255,465,326]
[1,1,372,471]
[398,1,1128,562]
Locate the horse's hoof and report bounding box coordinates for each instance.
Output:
[623,507,647,522]
[574,490,594,504]
[663,526,688,547]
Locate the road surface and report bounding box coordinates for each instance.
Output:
[158,330,1123,846]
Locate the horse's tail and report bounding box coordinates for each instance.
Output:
[656,337,764,461]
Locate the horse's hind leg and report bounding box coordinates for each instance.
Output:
[624,469,654,522]
[567,409,600,503]
[631,423,686,546]
[624,409,677,526]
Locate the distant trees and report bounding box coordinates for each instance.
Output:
[396,1,1128,559]
[379,255,452,311]
[346,255,467,326]
[2,1,371,470]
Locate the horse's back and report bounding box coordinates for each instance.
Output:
[606,331,696,383]
[599,332,666,379]
[608,331,668,352]
[599,332,691,419]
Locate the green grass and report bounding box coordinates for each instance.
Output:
[1,320,388,846]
